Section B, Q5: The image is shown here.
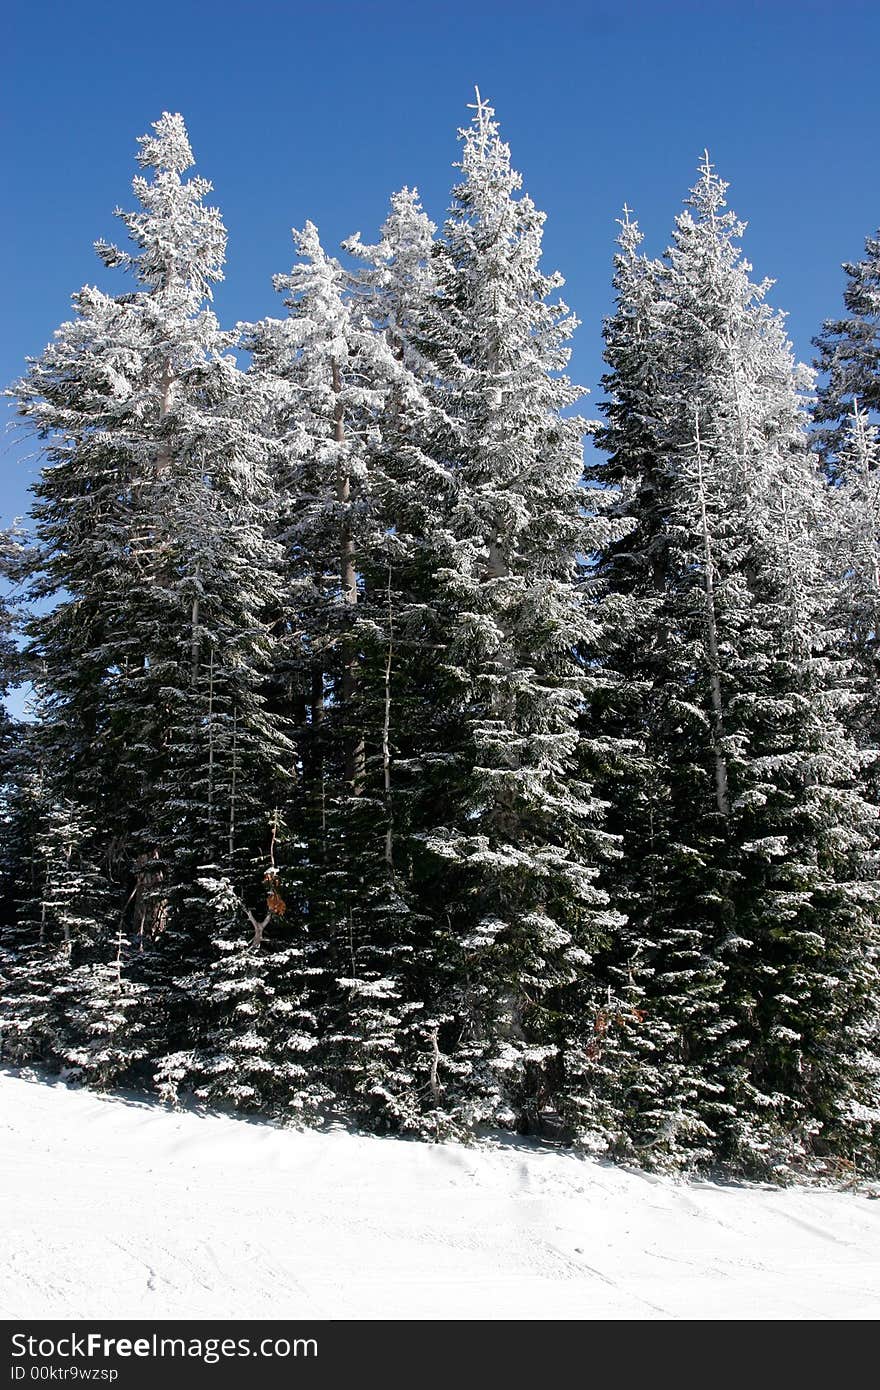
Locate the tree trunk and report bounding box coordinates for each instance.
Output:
[191,591,200,686]
[156,356,175,477]
[310,665,326,839]
[332,358,365,792]
[694,406,730,817]
[228,708,239,859]
[207,645,215,831]
[383,565,394,867]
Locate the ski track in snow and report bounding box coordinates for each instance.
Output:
[1,1071,879,1320]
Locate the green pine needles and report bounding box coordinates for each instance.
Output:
[2,108,879,1181]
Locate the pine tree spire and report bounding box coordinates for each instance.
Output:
[691,150,729,219]
[4,110,286,1090]
[136,111,195,174]
[457,88,523,208]
[96,111,225,297]
[590,156,880,1174]
[814,223,880,476]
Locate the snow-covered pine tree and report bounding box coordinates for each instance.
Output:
[159,809,325,1119]
[553,212,674,1159]
[0,764,61,1066]
[0,767,136,1080]
[0,538,104,1072]
[345,186,438,376]
[670,165,879,1175]
[576,205,732,1168]
[0,527,26,927]
[823,404,880,784]
[0,525,38,1056]
[398,93,621,1134]
[340,187,466,1132]
[8,114,287,1081]
[240,207,447,1130]
[814,227,880,477]
[589,158,880,1175]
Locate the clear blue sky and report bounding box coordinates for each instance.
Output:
[2,0,879,530]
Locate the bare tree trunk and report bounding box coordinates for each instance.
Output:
[429,1026,441,1106]
[383,564,394,867]
[207,645,215,830]
[156,356,175,477]
[247,813,282,948]
[694,405,730,817]
[722,323,748,486]
[131,849,168,943]
[191,590,200,686]
[311,665,326,838]
[853,403,880,594]
[484,534,510,580]
[779,487,802,647]
[310,667,325,730]
[62,845,72,953]
[332,359,365,792]
[228,707,239,859]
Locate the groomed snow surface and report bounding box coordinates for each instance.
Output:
[1,1070,879,1320]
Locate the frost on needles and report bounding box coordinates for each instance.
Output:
[1,107,879,1180]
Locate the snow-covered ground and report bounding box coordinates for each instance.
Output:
[1,1070,878,1320]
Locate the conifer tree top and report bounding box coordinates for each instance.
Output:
[136,112,195,175]
[687,151,736,225]
[456,88,523,200]
[95,111,226,299]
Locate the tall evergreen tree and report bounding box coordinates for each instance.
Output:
[814,228,880,476]
[3,100,877,1177]
[398,93,621,1133]
[233,205,446,1130]
[0,527,26,925]
[580,204,731,1168]
[5,114,286,1081]
[588,159,880,1174]
[822,403,880,793]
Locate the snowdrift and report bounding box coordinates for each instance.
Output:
[1,1070,878,1320]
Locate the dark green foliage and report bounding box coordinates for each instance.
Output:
[2,109,878,1182]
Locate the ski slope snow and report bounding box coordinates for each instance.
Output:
[1,1069,878,1320]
